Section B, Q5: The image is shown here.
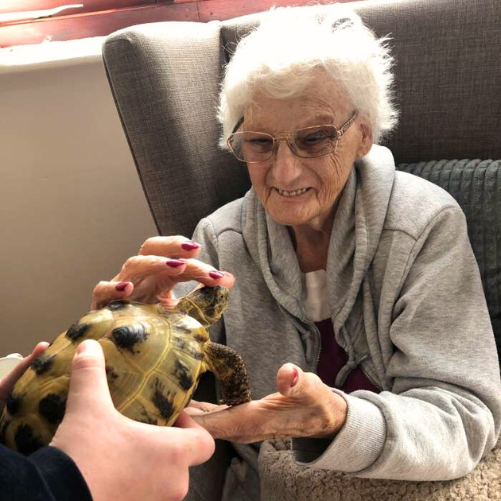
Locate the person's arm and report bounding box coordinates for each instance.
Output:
[291,206,501,480]
[190,207,501,481]
[1,340,215,501]
[0,342,92,500]
[0,444,92,501]
[49,340,215,501]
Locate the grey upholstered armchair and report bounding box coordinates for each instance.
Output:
[103,0,501,498]
[103,0,501,363]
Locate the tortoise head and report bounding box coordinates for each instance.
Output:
[177,286,229,327]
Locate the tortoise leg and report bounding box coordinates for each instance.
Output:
[204,342,251,406]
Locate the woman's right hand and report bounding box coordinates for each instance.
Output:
[91,236,235,309]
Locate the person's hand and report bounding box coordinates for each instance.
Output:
[0,342,49,413]
[91,236,235,309]
[187,363,347,443]
[51,339,215,501]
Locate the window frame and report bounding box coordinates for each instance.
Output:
[0,0,362,48]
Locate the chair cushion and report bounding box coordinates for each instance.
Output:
[397,159,501,358]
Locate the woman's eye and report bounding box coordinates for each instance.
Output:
[305,134,327,144]
[295,127,336,150]
[249,138,272,145]
[244,137,273,150]
[298,134,328,148]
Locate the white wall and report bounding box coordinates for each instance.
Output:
[0,41,158,355]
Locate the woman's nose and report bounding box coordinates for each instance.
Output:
[271,141,302,184]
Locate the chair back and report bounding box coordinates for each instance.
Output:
[103,0,501,361]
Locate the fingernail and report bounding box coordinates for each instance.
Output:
[291,367,299,387]
[209,270,224,280]
[115,281,129,292]
[181,241,201,251]
[167,259,185,268]
[76,339,100,356]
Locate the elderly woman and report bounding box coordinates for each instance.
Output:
[92,6,501,500]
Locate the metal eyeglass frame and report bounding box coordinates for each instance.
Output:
[227,110,358,163]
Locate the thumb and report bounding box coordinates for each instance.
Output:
[276,363,302,396]
[276,363,320,401]
[66,340,115,414]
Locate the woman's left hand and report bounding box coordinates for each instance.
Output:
[186,363,347,443]
[0,342,49,413]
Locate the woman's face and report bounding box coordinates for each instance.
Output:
[243,77,372,232]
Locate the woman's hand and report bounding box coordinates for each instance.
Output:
[0,342,49,413]
[91,236,235,309]
[187,363,348,443]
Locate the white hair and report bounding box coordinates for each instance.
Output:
[218,5,398,148]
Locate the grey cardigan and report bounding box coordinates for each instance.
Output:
[188,145,501,498]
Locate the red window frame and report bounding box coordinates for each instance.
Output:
[0,0,363,48]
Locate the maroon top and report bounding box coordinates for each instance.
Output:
[316,318,380,393]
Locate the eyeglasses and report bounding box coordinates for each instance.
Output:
[227,111,358,164]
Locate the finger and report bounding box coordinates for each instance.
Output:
[91,280,135,309]
[106,255,234,303]
[92,251,236,310]
[174,409,207,429]
[139,236,202,258]
[0,341,50,391]
[276,363,301,396]
[181,259,236,288]
[192,403,260,442]
[170,411,215,465]
[92,256,187,308]
[158,289,179,310]
[184,400,227,413]
[183,406,207,417]
[121,255,234,289]
[277,364,326,403]
[118,255,189,282]
[65,340,115,415]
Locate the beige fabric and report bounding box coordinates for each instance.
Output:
[258,437,501,500]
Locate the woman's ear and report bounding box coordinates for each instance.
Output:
[355,122,373,158]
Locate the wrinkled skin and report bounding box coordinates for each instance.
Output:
[90,241,348,443]
[186,363,347,442]
[91,236,235,310]
[91,75,373,444]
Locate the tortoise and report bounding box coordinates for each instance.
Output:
[0,286,251,455]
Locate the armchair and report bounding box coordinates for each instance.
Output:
[102,0,501,498]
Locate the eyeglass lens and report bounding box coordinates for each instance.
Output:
[230,125,338,162]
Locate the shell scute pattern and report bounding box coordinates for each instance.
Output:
[0,286,251,454]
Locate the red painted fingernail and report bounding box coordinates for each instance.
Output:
[115,281,129,292]
[181,241,201,251]
[291,368,299,387]
[209,270,224,280]
[167,259,185,268]
[165,259,184,268]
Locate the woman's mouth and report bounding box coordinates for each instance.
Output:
[275,187,310,198]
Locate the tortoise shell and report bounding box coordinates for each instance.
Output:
[0,286,250,455]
